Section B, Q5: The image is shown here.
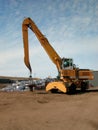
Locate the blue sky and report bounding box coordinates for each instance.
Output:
[0,0,98,78]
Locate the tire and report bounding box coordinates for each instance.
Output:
[68,83,76,94]
[81,82,88,92]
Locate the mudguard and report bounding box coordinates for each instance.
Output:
[46,81,67,93]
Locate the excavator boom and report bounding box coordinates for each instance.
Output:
[22,17,62,74]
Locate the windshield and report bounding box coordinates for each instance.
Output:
[62,58,73,69]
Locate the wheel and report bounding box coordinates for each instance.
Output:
[67,83,76,94]
[81,82,88,92]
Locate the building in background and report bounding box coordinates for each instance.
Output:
[89,71,98,87]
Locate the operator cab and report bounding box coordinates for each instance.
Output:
[61,58,74,70]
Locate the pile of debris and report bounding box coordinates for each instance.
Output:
[0,78,54,92]
[1,81,29,92]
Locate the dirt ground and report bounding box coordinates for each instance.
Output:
[0,88,98,130]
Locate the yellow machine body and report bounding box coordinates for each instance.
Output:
[22,17,94,93]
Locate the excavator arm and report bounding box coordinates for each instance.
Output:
[22,17,62,75]
[22,17,68,93]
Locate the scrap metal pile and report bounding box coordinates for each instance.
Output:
[0,78,54,92]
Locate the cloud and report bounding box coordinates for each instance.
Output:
[0,0,98,78]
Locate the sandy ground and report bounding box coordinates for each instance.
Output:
[0,88,98,130]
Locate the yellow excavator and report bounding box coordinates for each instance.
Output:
[22,17,93,93]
